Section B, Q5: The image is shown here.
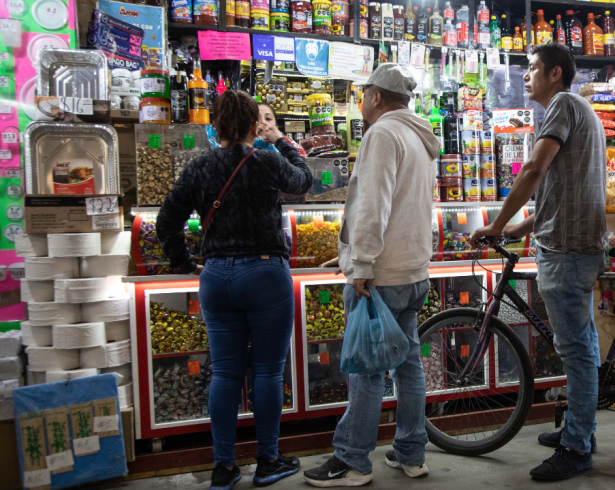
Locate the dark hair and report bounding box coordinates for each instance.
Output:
[531,43,576,89]
[258,102,277,119]
[366,85,411,107]
[213,90,259,145]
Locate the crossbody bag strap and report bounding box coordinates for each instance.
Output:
[202,147,257,232]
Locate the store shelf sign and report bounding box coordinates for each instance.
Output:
[296,39,328,77]
[460,345,470,357]
[459,291,469,304]
[319,352,330,365]
[253,35,296,63]
[328,43,373,82]
[198,31,251,61]
[320,290,330,304]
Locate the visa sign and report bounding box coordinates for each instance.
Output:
[253,34,295,62]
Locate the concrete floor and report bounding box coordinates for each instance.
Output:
[90,411,615,490]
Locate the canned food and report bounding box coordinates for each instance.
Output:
[480,130,493,154]
[461,130,480,154]
[463,178,480,202]
[462,155,479,178]
[480,154,495,178]
[481,177,497,201]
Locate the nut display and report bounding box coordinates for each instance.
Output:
[306,186,348,202]
[309,382,348,405]
[420,342,444,392]
[247,382,293,412]
[486,238,526,259]
[418,280,442,326]
[154,358,211,423]
[295,217,341,268]
[305,284,345,340]
[137,144,174,205]
[174,148,208,181]
[150,301,209,354]
[529,279,549,321]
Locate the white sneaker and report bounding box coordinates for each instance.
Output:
[384,450,429,478]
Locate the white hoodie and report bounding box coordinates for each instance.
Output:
[338,108,440,286]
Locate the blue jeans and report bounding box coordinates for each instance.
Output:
[198,255,294,467]
[536,247,605,454]
[333,280,430,474]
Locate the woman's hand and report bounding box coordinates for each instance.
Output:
[261,125,284,144]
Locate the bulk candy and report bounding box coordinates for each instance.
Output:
[150,302,209,354]
[305,284,345,340]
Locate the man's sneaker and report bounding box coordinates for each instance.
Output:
[384,450,429,478]
[530,446,593,481]
[210,465,241,490]
[253,453,300,487]
[538,429,597,454]
[303,455,372,487]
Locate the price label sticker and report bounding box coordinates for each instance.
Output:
[508,279,516,290]
[512,162,522,175]
[45,450,74,471]
[46,5,59,17]
[24,469,51,488]
[92,213,121,230]
[319,352,330,365]
[457,212,467,225]
[460,291,469,304]
[465,50,479,74]
[0,53,8,61]
[73,435,100,456]
[5,168,20,178]
[2,132,17,143]
[0,77,8,88]
[85,196,119,215]
[321,171,332,185]
[486,48,500,69]
[425,295,429,305]
[183,134,195,149]
[460,344,470,357]
[94,414,119,433]
[0,20,18,32]
[188,361,200,375]
[189,300,200,314]
[421,344,431,357]
[149,134,161,148]
[411,43,426,68]
[0,149,12,160]
[0,104,12,114]
[313,214,324,228]
[320,290,330,304]
[59,97,94,115]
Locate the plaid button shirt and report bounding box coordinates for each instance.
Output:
[534,92,606,254]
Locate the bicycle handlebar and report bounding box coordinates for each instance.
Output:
[474,236,521,261]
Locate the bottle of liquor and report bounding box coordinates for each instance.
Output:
[346,90,363,154]
[443,95,459,154]
[205,69,214,110]
[416,3,429,43]
[170,67,189,124]
[429,2,443,46]
[429,94,444,154]
[404,0,416,41]
[500,14,513,51]
[188,56,210,125]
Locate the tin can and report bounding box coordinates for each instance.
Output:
[480,130,493,154]
[480,154,495,178]
[461,130,480,154]
[435,157,440,178]
[463,178,480,202]
[481,177,497,201]
[462,154,479,178]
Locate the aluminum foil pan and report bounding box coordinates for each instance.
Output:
[24,123,120,195]
[36,48,109,100]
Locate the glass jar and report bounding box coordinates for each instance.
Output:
[313,0,332,35]
[139,97,171,124]
[251,8,270,29]
[271,11,290,31]
[332,18,348,35]
[441,177,463,202]
[226,0,236,25]
[291,0,313,32]
[307,93,334,135]
[194,0,219,25]
[440,154,462,177]
[350,18,368,38]
[140,69,170,98]
[236,0,250,27]
[332,0,349,21]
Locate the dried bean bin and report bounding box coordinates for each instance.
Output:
[306,157,350,202]
[135,124,210,205]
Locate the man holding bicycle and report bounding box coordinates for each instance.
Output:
[471,43,606,481]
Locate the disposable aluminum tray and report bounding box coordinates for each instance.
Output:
[36,48,109,100]
[24,123,120,195]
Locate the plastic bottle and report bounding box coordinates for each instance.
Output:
[188,57,209,125]
[429,94,444,155]
[443,17,457,46]
[216,71,227,96]
[443,1,454,22]
[535,9,553,45]
[564,10,583,55]
[490,15,501,49]
[404,0,416,41]
[477,17,490,49]
[416,95,429,122]
[500,15,512,52]
[444,95,459,154]
[346,90,363,153]
[194,0,218,25]
[604,11,614,56]
[584,13,604,56]
[513,26,523,52]
[416,4,429,43]
[429,4,443,46]
[521,15,535,52]
[554,15,565,44]
[476,0,488,24]
[456,4,469,49]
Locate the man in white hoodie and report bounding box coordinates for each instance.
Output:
[304,64,440,488]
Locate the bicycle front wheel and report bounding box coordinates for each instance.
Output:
[418,308,534,456]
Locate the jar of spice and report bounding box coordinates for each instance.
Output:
[291,0,313,32]
[251,9,270,29]
[369,2,382,39]
[139,97,171,124]
[441,177,463,202]
[227,0,236,25]
[440,154,462,177]
[271,11,290,30]
[236,0,250,27]
[313,0,332,34]
[307,93,334,135]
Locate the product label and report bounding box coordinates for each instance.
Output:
[52,160,97,195]
[501,36,513,50]
[140,77,167,95]
[557,29,565,44]
[194,0,218,17]
[172,0,192,20]
[236,1,250,18]
[309,105,333,127]
[139,104,170,123]
[383,16,393,39]
[572,26,582,46]
[522,29,535,46]
[350,118,363,144]
[405,17,415,40]
[463,178,480,201]
[171,89,189,122]
[431,122,444,147]
[605,33,615,46]
[371,15,381,38]
[456,21,468,43]
[594,33,605,50]
[226,0,235,14]
[444,29,457,46]
[478,31,490,45]
[513,37,523,50]
[536,30,552,45]
[314,6,331,26]
[189,87,207,110]
[444,7,454,20]
[394,18,404,39]
[292,10,309,29]
[478,8,489,24]
[431,17,442,39]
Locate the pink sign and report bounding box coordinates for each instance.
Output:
[198,31,251,61]
[512,162,522,175]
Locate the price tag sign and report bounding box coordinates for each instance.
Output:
[313,214,324,228]
[457,212,467,225]
[2,132,18,143]
[319,352,330,365]
[321,171,332,185]
[486,48,500,69]
[59,97,94,115]
[0,77,8,88]
[5,168,20,178]
[45,450,74,471]
[460,345,470,357]
[411,43,426,68]
[85,196,118,216]
[94,414,119,433]
[465,50,479,74]
[183,134,195,149]
[425,295,429,305]
[0,53,8,61]
[46,5,59,17]
[149,134,161,148]
[188,361,200,375]
[0,149,12,160]
[0,104,12,114]
[508,279,516,290]
[24,469,51,488]
[189,300,200,314]
[73,435,100,456]
[320,290,330,304]
[459,291,469,304]
[0,20,18,32]
[421,344,431,357]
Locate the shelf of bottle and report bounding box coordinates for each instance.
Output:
[532,0,615,9]
[510,53,615,67]
[152,350,210,359]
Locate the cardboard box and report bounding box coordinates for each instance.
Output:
[488,109,534,134]
[24,195,124,234]
[114,123,137,223]
[121,406,136,462]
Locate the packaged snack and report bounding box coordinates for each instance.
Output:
[458,86,483,111]
[596,111,615,120]
[592,103,615,112]
[585,94,615,103]
[461,110,483,130]
[495,133,532,200]
[491,109,534,133]
[602,119,615,129]
[579,82,612,96]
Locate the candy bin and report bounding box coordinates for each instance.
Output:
[304,283,346,341]
[307,342,349,407]
[442,275,484,310]
[419,331,445,392]
[292,207,343,268]
[484,205,527,259]
[418,279,442,327]
[306,157,350,202]
[440,206,484,262]
[247,352,294,412]
[497,325,530,384]
[150,300,209,354]
[493,273,528,325]
[445,325,484,388]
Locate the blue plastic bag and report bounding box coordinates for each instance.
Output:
[341,286,410,376]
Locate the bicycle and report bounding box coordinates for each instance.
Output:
[418,236,615,456]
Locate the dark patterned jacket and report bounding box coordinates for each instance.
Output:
[156,138,312,273]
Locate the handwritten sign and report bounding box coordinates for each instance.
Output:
[85,196,119,216]
[328,42,373,82]
[94,415,119,433]
[198,31,251,61]
[73,435,100,456]
[59,97,94,115]
[45,450,74,472]
[23,469,51,488]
